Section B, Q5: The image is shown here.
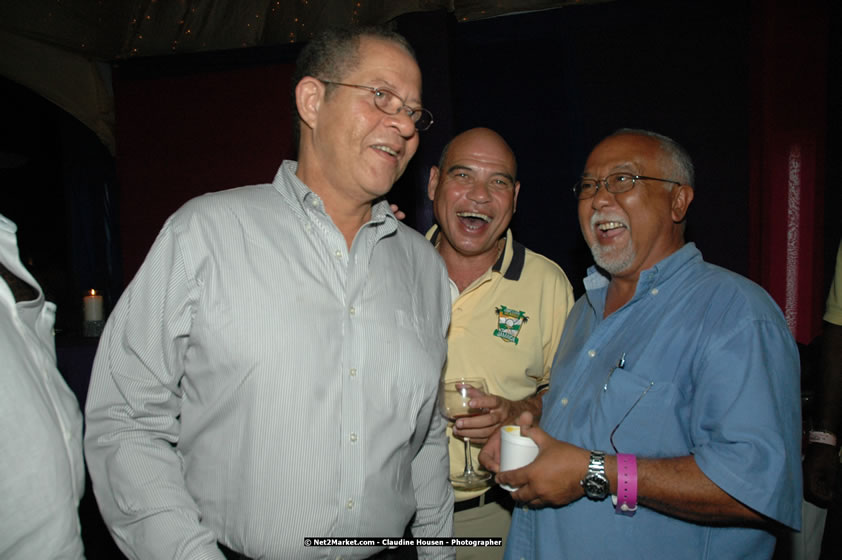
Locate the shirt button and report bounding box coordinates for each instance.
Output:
[349,306,356,315]
[311,198,319,207]
[350,432,358,443]
[304,223,311,232]
[346,499,355,509]
[561,397,569,406]
[335,249,342,258]
[588,349,596,358]
[651,288,659,295]
[350,368,357,377]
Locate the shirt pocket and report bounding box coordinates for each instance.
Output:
[594,366,686,457]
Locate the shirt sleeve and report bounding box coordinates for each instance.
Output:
[541,271,575,384]
[410,265,455,559]
[824,240,842,325]
[690,316,802,530]
[83,217,226,560]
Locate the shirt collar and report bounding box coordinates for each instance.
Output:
[425,225,526,281]
[276,160,397,229]
[583,242,701,302]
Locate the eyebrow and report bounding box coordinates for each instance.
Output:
[370,79,422,107]
[446,164,515,183]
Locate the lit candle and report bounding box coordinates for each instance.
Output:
[83,289,104,322]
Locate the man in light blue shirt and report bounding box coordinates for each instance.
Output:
[481,129,802,559]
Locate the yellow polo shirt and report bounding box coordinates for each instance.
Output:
[427,226,575,501]
[825,240,842,326]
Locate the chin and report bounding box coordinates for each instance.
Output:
[591,243,636,276]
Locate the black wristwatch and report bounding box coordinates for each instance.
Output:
[580,450,610,500]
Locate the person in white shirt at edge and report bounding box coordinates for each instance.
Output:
[424,127,574,559]
[83,26,454,560]
[0,213,86,560]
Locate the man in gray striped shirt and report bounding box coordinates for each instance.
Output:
[85,27,453,560]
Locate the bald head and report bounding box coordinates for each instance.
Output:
[428,127,521,265]
[437,128,518,180]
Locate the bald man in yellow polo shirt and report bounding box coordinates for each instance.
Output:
[426,128,574,559]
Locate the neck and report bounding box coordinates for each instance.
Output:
[295,154,373,249]
[438,238,504,293]
[604,275,638,318]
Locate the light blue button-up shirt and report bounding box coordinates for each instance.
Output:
[505,243,802,560]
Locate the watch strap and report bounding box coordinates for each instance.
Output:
[808,431,838,447]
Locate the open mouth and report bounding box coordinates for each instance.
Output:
[457,211,492,230]
[597,221,626,232]
[372,144,398,157]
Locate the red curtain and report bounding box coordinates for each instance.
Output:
[749,0,828,344]
[114,62,296,283]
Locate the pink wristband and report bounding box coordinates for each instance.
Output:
[615,453,638,516]
[808,431,838,446]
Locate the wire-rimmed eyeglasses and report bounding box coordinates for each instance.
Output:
[317,79,434,131]
[609,380,654,453]
[573,172,681,200]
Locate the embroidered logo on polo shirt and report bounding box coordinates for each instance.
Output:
[493,306,528,344]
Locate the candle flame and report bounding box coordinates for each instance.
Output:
[90,289,96,296]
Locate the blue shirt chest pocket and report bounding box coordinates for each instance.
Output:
[589,366,690,457]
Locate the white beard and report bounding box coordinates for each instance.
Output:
[590,239,636,276]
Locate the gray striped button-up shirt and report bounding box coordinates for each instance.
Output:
[85,161,453,559]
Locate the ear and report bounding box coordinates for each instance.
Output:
[295,77,324,132]
[427,166,440,201]
[512,181,521,213]
[670,185,694,223]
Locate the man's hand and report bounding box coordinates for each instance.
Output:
[491,412,590,507]
[804,443,840,507]
[389,204,406,221]
[453,392,543,444]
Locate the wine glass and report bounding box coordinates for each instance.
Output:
[438,377,492,489]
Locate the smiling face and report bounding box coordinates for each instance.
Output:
[297,36,422,207]
[428,128,520,263]
[579,133,693,280]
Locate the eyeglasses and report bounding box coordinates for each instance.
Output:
[573,172,681,200]
[602,352,655,453]
[318,80,434,131]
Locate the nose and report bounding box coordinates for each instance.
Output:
[589,182,616,211]
[384,108,417,138]
[467,181,492,203]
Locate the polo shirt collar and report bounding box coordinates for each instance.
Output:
[426,225,526,281]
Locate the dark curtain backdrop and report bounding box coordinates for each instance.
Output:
[113,53,299,283]
[93,1,838,336]
[114,2,755,297]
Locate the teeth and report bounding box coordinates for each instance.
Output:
[598,221,625,231]
[373,145,397,156]
[457,212,491,223]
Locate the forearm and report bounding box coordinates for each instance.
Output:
[505,392,545,424]
[604,454,765,525]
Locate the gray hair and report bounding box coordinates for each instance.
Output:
[610,128,695,188]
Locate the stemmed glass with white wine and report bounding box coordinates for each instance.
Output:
[438,377,492,489]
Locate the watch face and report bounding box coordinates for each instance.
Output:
[583,473,610,500]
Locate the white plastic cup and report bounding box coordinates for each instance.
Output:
[499,425,539,491]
